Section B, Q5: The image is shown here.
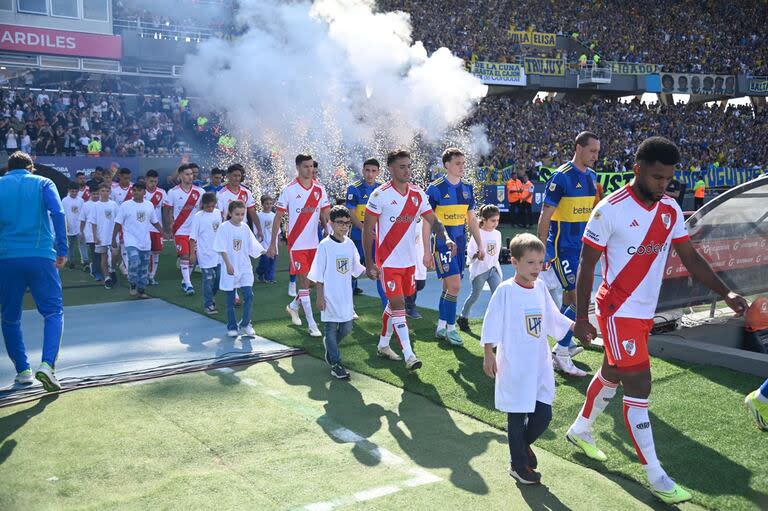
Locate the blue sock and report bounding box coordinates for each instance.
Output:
[760,379,768,399]
[557,303,577,347]
[445,293,457,325]
[438,292,447,321]
[289,274,296,283]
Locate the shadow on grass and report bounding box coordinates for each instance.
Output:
[0,395,58,465]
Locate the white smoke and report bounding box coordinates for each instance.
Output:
[181,0,489,197]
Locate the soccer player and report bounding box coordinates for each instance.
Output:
[745,379,768,431]
[145,170,167,285]
[216,164,262,239]
[424,147,484,346]
[364,149,453,370]
[537,131,601,377]
[266,154,331,338]
[163,164,204,295]
[345,158,387,304]
[75,171,89,200]
[204,167,225,193]
[566,137,748,504]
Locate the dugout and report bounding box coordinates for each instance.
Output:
[650,174,768,376]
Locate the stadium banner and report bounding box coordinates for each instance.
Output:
[610,62,659,75]
[524,57,565,76]
[482,183,546,213]
[470,61,526,86]
[660,72,736,95]
[478,165,766,193]
[664,237,766,279]
[0,24,122,60]
[33,156,140,179]
[747,78,768,95]
[509,30,556,47]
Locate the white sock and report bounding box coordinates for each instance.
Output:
[150,253,160,278]
[757,392,768,404]
[180,260,192,287]
[437,319,447,330]
[447,323,456,332]
[299,291,316,328]
[379,305,393,348]
[289,295,300,311]
[572,370,618,434]
[391,311,414,360]
[623,397,666,483]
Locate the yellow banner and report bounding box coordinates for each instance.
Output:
[748,79,768,94]
[524,57,564,76]
[509,30,556,47]
[610,62,659,75]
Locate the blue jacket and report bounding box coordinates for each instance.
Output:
[0,169,67,260]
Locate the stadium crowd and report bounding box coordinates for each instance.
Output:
[112,0,237,40]
[379,0,768,75]
[0,88,191,157]
[472,96,768,173]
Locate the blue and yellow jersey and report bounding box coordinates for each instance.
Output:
[543,161,598,258]
[426,176,475,245]
[345,179,380,241]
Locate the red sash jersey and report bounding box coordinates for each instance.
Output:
[275,179,331,251]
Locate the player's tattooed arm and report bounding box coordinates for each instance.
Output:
[574,244,601,344]
[363,211,378,279]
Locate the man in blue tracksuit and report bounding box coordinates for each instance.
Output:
[0,151,68,392]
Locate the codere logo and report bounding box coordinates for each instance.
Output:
[627,242,667,255]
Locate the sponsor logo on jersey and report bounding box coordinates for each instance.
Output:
[636,421,650,429]
[572,206,592,216]
[391,200,398,205]
[336,257,349,274]
[525,313,542,337]
[389,215,416,223]
[627,242,667,255]
[630,219,640,227]
[585,229,600,242]
[295,207,318,213]
[622,338,636,356]
[233,239,242,251]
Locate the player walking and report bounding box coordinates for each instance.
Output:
[424,147,483,346]
[163,164,204,295]
[566,137,748,504]
[266,154,330,338]
[364,150,453,370]
[538,131,601,377]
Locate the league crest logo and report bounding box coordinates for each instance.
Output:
[233,239,242,251]
[526,314,542,337]
[347,194,354,201]
[387,280,396,291]
[661,213,671,230]
[336,257,349,274]
[105,211,112,220]
[72,206,79,214]
[487,242,496,256]
[213,222,220,231]
[549,182,557,192]
[137,212,146,222]
[496,187,505,202]
[622,339,636,356]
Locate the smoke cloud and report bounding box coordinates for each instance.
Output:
[182,0,488,197]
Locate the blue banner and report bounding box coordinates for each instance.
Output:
[33,156,141,180]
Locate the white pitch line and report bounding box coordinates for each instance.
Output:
[212,368,442,510]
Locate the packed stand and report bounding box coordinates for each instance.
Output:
[472,96,768,172]
[378,0,768,75]
[0,88,192,157]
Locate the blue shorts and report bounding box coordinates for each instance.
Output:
[551,247,580,291]
[432,236,466,279]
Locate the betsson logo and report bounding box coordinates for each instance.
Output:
[627,242,667,256]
